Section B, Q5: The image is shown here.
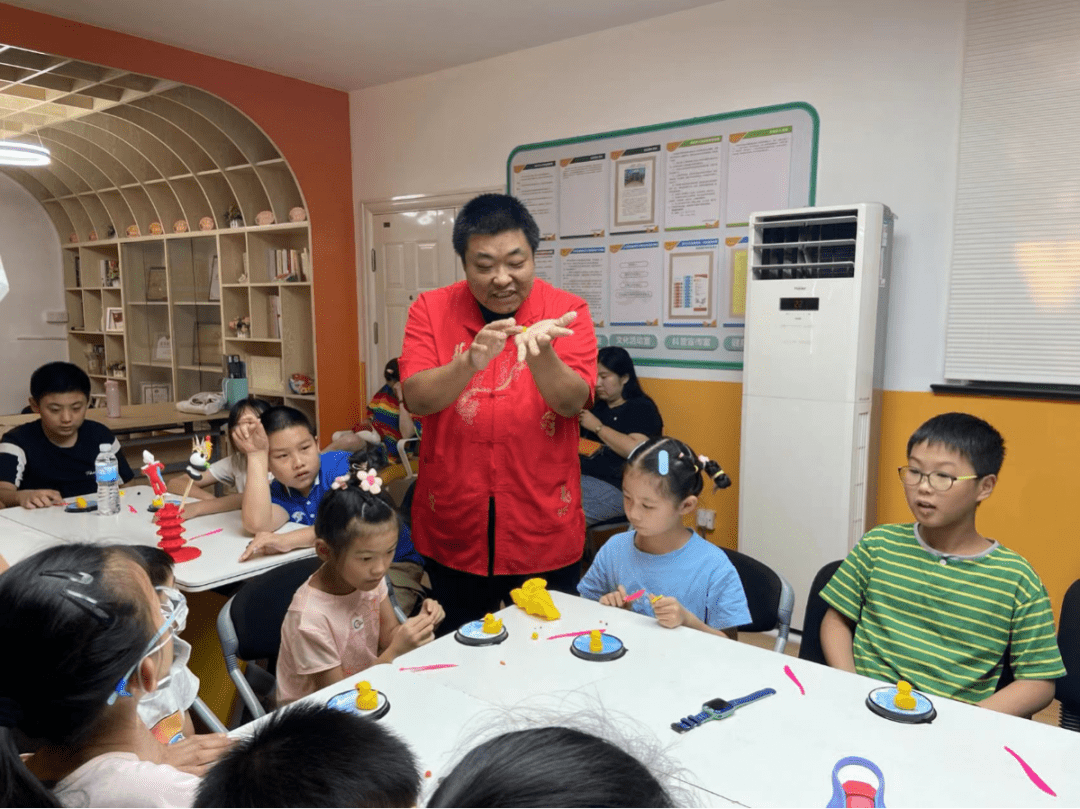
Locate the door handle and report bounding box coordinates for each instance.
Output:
[374,322,379,344]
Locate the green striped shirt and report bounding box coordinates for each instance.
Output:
[820,523,1065,703]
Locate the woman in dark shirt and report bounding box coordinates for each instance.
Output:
[578,346,663,525]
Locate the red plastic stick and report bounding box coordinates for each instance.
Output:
[546,629,607,641]
[1004,746,1056,796]
[399,663,459,672]
[784,664,805,695]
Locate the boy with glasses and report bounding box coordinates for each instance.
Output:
[820,412,1065,717]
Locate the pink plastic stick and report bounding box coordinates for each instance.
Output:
[783,664,805,695]
[1004,746,1056,796]
[128,505,138,514]
[546,629,607,641]
[188,528,224,541]
[623,589,646,602]
[399,664,459,672]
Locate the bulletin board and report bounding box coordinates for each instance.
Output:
[507,102,818,372]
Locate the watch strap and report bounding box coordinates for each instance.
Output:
[729,687,776,709]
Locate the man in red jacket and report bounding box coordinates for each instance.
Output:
[400,194,596,632]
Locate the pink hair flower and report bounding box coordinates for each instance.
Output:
[359,470,383,495]
[331,474,352,490]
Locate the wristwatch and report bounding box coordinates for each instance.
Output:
[670,688,776,733]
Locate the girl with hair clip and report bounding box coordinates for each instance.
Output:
[577,437,751,639]
[0,543,203,807]
[274,469,445,705]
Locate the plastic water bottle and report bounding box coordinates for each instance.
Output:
[95,443,121,516]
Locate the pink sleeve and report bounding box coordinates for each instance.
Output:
[399,292,439,384]
[282,609,341,676]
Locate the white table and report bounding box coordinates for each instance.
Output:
[232,665,506,805]
[0,519,68,567]
[0,486,314,591]
[271,590,1080,807]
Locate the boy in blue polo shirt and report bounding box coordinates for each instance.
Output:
[234,406,349,561]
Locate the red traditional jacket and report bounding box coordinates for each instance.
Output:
[399,279,596,575]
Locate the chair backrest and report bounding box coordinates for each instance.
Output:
[225,557,323,663]
[1057,578,1080,730]
[798,559,844,665]
[722,548,795,653]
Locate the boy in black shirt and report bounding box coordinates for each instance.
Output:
[0,362,133,508]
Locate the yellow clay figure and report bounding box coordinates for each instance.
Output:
[481,613,503,634]
[589,629,603,653]
[510,577,561,620]
[355,681,378,710]
[531,631,539,640]
[75,496,88,509]
[894,680,916,711]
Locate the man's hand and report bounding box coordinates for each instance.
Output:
[387,611,437,658]
[159,733,233,777]
[515,311,576,363]
[651,594,687,629]
[468,318,520,371]
[599,585,629,608]
[17,489,64,509]
[239,530,305,562]
[232,420,269,456]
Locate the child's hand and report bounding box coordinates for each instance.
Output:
[388,611,437,658]
[239,530,301,561]
[651,594,687,629]
[160,733,234,776]
[420,598,445,627]
[232,420,269,456]
[17,489,64,509]
[599,585,628,608]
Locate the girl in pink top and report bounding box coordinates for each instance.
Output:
[276,469,445,704]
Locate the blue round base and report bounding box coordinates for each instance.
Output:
[865,685,936,724]
[570,632,627,661]
[455,619,509,646]
[326,688,390,720]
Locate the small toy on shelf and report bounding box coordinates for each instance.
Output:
[173,219,189,234]
[198,216,215,231]
[88,231,98,242]
[224,204,243,229]
[510,577,561,620]
[126,224,140,237]
[288,206,307,222]
[149,222,164,235]
[288,373,315,395]
[68,232,78,243]
[228,314,251,338]
[255,210,276,226]
[106,225,117,239]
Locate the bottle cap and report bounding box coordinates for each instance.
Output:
[99,444,110,451]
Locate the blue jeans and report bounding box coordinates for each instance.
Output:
[581,475,626,526]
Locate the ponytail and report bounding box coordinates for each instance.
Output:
[314,467,399,555]
[626,437,732,501]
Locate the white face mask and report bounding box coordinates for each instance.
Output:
[136,637,200,738]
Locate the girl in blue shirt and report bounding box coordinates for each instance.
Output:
[578,437,750,639]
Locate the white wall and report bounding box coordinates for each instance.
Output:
[350,0,967,393]
[0,173,67,414]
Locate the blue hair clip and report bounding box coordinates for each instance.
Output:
[658,450,669,475]
[114,678,132,699]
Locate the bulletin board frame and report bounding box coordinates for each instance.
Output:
[507,102,819,372]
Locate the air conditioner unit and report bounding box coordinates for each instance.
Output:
[738,203,895,628]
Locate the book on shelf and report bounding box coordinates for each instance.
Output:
[268,294,282,338]
[99,259,119,288]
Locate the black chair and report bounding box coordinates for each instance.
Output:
[798,559,844,665]
[1057,579,1080,731]
[722,549,794,653]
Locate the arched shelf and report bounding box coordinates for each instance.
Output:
[0,44,317,433]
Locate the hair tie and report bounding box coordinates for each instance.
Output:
[331,474,352,490]
[358,470,383,495]
[0,696,23,729]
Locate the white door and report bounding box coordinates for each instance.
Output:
[369,208,459,385]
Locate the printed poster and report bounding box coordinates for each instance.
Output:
[511,160,558,240]
[534,247,558,285]
[561,246,606,326]
[609,241,661,326]
[664,238,718,325]
[665,136,722,231]
[725,126,792,227]
[612,145,660,234]
[559,153,607,239]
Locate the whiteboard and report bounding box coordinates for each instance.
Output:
[508,103,818,373]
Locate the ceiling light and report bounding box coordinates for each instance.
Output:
[0,141,50,167]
